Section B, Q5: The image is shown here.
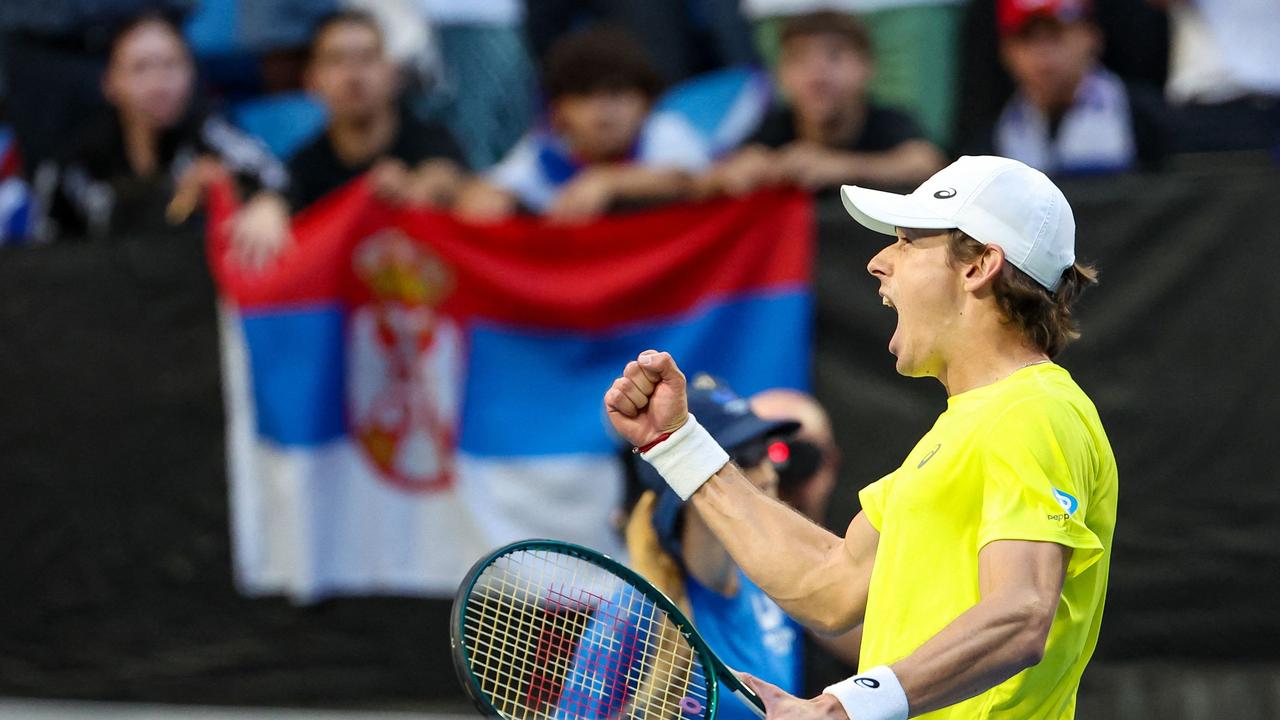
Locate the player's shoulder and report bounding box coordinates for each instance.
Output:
[1015,362,1097,407]
[981,364,1105,434]
[1037,364,1107,427]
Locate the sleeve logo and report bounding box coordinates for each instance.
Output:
[1051,487,1079,516]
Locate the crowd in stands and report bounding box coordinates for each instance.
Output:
[0,0,1276,247]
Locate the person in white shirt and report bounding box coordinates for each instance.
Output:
[1151,0,1280,152]
[979,0,1170,175]
[455,25,711,223]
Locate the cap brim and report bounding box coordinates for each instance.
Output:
[840,185,959,236]
[717,416,802,451]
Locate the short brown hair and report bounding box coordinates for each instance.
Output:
[946,230,1097,357]
[543,25,664,102]
[779,11,874,59]
[308,10,384,63]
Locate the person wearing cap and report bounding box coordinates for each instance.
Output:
[750,389,842,528]
[604,155,1118,720]
[971,0,1168,175]
[559,374,806,720]
[751,389,865,686]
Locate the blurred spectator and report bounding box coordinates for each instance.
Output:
[750,389,841,526]
[968,0,1168,175]
[621,375,808,720]
[744,0,965,148]
[455,25,711,223]
[33,12,285,242]
[416,0,535,169]
[702,12,944,196]
[341,0,434,89]
[525,0,757,85]
[750,387,861,687]
[230,11,468,269]
[953,0,1169,158]
[284,11,466,211]
[0,1,194,173]
[1155,0,1280,153]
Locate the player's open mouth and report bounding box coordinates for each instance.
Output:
[880,293,895,310]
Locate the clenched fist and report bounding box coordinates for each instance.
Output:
[604,350,690,448]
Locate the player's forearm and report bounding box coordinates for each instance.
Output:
[888,593,1055,716]
[811,624,862,669]
[681,504,737,595]
[690,463,864,632]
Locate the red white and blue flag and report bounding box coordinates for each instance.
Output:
[0,127,32,245]
[208,181,814,600]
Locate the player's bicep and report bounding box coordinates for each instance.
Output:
[842,511,879,573]
[977,539,1070,631]
[805,512,877,631]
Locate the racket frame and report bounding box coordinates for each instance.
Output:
[450,538,766,720]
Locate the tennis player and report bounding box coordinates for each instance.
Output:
[604,155,1117,720]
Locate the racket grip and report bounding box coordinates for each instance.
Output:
[729,684,767,718]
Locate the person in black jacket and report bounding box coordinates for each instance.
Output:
[35,11,286,242]
[968,0,1169,176]
[230,10,467,268]
[702,12,945,197]
[284,11,466,211]
[0,0,195,172]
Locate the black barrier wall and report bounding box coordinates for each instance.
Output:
[1,168,1278,708]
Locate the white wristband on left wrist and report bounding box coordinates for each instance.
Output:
[823,665,909,720]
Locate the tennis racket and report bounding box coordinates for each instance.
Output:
[451,539,767,720]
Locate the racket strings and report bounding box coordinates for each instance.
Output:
[461,549,711,720]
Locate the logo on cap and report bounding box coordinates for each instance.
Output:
[693,375,718,390]
[933,188,957,199]
[692,373,750,415]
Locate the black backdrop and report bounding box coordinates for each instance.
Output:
[1,168,1278,706]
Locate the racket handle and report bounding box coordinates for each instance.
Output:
[728,684,767,718]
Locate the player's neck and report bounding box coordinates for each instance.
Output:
[936,327,1049,397]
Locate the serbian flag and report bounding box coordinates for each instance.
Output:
[208,181,813,601]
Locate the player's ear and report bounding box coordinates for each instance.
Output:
[963,243,1005,293]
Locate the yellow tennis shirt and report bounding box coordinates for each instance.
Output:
[857,362,1117,719]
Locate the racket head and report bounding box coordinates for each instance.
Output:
[451,539,764,720]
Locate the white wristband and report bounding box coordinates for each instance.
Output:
[639,414,730,500]
[823,665,909,720]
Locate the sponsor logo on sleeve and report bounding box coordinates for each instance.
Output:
[1048,487,1079,522]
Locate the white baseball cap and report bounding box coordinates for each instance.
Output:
[840,156,1075,292]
